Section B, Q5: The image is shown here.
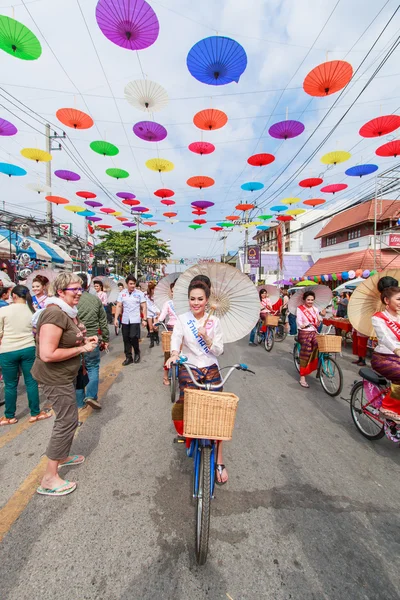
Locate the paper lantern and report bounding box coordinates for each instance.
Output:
[362,269,370,278]
[348,270,356,279]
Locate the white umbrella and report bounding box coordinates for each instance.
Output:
[124,79,169,113]
[288,284,332,315]
[173,263,259,344]
[90,275,119,303]
[333,277,364,293]
[257,284,280,305]
[154,272,180,308]
[26,269,57,291]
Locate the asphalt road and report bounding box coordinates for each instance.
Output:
[1,330,400,600]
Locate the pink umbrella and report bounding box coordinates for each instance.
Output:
[321,183,348,194]
[188,142,215,155]
[101,207,117,214]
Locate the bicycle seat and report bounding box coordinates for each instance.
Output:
[359,367,388,387]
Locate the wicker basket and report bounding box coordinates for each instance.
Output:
[264,314,279,326]
[183,389,239,441]
[161,331,172,352]
[317,334,342,353]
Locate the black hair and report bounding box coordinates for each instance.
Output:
[170,280,176,291]
[377,276,399,293]
[190,275,211,289]
[32,274,49,288]
[259,288,268,300]
[381,286,400,305]
[0,286,9,298]
[76,272,88,289]
[117,282,124,287]
[12,284,34,313]
[93,279,103,291]
[303,290,316,301]
[188,280,210,300]
[125,274,137,284]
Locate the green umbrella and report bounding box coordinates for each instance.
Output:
[0,15,42,60]
[189,224,202,230]
[295,280,317,286]
[220,222,234,228]
[106,168,129,179]
[90,140,119,157]
[258,215,273,220]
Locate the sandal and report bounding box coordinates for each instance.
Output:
[29,411,51,423]
[216,464,228,486]
[163,379,171,386]
[0,416,18,426]
[299,381,309,388]
[58,455,85,468]
[37,480,77,496]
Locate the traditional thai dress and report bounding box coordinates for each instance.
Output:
[297,304,321,376]
[260,298,273,332]
[159,299,178,367]
[371,310,400,419]
[32,293,47,311]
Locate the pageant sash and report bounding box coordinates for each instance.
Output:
[375,312,400,341]
[298,304,319,327]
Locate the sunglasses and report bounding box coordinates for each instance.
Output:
[63,287,84,293]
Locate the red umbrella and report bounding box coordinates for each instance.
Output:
[320,183,348,194]
[225,215,240,221]
[211,226,223,232]
[192,209,207,215]
[122,198,140,206]
[97,224,112,229]
[154,188,174,198]
[299,177,323,188]
[143,221,157,226]
[277,215,294,222]
[76,191,97,199]
[193,109,228,131]
[161,199,175,206]
[163,212,177,218]
[101,207,116,214]
[375,140,400,158]
[303,198,326,208]
[236,203,254,211]
[359,115,400,138]
[193,219,207,225]
[187,176,215,189]
[303,60,353,96]
[188,142,215,155]
[247,153,275,167]
[45,195,69,205]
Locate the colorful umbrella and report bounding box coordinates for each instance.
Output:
[27,182,51,194]
[146,158,174,173]
[123,222,136,228]
[106,168,129,179]
[192,209,207,216]
[286,208,306,216]
[132,206,149,212]
[163,212,177,218]
[321,150,351,165]
[211,226,223,232]
[281,197,300,205]
[193,108,228,131]
[45,195,69,205]
[77,191,97,200]
[97,224,113,230]
[0,163,26,177]
[111,211,122,216]
[0,15,42,60]
[154,188,174,198]
[277,215,293,222]
[269,120,304,140]
[89,216,102,222]
[55,169,81,182]
[270,205,287,212]
[0,118,17,136]
[122,198,140,206]
[217,222,234,228]
[187,35,247,85]
[187,176,215,189]
[188,141,215,155]
[143,221,156,226]
[258,215,273,220]
[193,219,207,225]
[133,121,167,142]
[359,115,400,138]
[303,60,353,96]
[65,205,85,213]
[116,216,129,222]
[142,213,153,218]
[225,215,240,221]
[56,108,93,130]
[303,198,326,208]
[100,208,116,215]
[191,200,214,210]
[95,0,159,50]
[345,164,378,177]
[295,280,317,287]
[236,203,254,211]
[256,225,269,231]
[289,285,332,315]
[376,140,400,158]
[247,153,275,167]
[161,199,176,206]
[320,183,348,194]
[241,181,264,192]
[299,177,323,188]
[124,79,168,113]
[85,200,103,208]
[116,192,135,200]
[90,140,119,156]
[189,224,202,230]
[77,210,96,217]
[21,148,52,163]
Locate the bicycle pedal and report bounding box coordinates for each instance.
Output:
[173,437,185,444]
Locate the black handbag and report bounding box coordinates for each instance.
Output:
[76,357,89,390]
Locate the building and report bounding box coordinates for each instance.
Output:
[238,250,314,283]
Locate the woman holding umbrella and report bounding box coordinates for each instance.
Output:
[295,290,326,388]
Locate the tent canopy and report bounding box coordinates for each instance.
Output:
[0,229,72,264]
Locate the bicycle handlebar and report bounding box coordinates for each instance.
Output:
[154,321,168,331]
[176,361,255,390]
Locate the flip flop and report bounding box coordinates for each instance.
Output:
[0,416,18,426]
[58,455,85,469]
[299,381,309,388]
[29,411,51,423]
[163,380,171,386]
[216,464,228,486]
[37,481,77,496]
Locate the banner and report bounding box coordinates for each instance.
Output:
[247,246,260,267]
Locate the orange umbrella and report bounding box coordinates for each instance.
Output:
[303,60,353,96]
[122,199,140,206]
[116,217,129,222]
[236,203,254,211]
[45,195,69,205]
[225,215,240,221]
[193,108,228,131]
[56,108,94,129]
[163,212,177,218]
[143,221,157,226]
[187,176,215,189]
[303,198,326,208]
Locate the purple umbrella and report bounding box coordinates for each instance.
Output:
[85,200,103,208]
[191,200,215,210]
[95,0,159,51]
[274,279,291,286]
[269,120,305,140]
[0,118,17,136]
[123,222,136,227]
[54,169,81,182]
[87,216,102,222]
[131,206,148,212]
[116,191,136,199]
[133,121,167,142]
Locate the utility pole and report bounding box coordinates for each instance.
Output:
[373,175,379,271]
[45,124,65,242]
[134,215,140,278]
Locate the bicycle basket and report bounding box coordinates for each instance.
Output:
[161,331,172,352]
[183,389,239,441]
[317,334,342,353]
[265,314,279,326]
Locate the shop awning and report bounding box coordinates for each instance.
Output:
[0,229,72,264]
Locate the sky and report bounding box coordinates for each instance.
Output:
[0,0,399,263]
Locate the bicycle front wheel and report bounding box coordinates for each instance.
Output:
[264,327,274,352]
[275,324,287,342]
[196,446,211,565]
[293,342,300,373]
[319,355,343,397]
[350,381,385,440]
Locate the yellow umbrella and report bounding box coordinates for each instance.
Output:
[112,211,122,216]
[21,148,52,163]
[321,150,351,165]
[287,208,306,216]
[145,158,174,173]
[64,205,85,213]
[282,197,300,205]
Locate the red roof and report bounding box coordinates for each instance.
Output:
[304,249,400,276]
[315,199,400,239]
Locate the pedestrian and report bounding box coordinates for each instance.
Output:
[297,290,325,388]
[0,285,50,426]
[114,274,147,366]
[0,282,13,307]
[75,272,110,412]
[146,282,160,348]
[31,274,50,310]
[157,280,177,385]
[352,328,368,366]
[336,292,349,318]
[32,272,98,496]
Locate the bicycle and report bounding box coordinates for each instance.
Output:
[274,317,287,343]
[155,321,179,403]
[293,328,343,396]
[173,358,255,565]
[256,319,275,352]
[350,367,400,444]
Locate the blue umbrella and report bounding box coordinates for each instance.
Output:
[256,225,269,231]
[0,162,27,177]
[345,164,378,177]
[143,213,154,219]
[270,205,288,212]
[241,181,264,192]
[77,209,96,217]
[187,36,247,86]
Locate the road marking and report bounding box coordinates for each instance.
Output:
[0,415,48,451]
[0,356,123,543]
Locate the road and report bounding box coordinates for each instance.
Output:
[1,330,400,600]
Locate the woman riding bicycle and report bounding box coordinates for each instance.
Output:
[297,290,325,388]
[157,280,177,386]
[165,280,228,485]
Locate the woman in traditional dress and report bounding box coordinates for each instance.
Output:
[371,280,400,422]
[31,275,50,311]
[145,282,160,348]
[297,290,325,388]
[158,281,178,386]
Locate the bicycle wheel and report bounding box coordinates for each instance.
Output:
[350,381,385,440]
[319,355,343,397]
[170,365,178,403]
[275,324,287,342]
[256,321,263,345]
[195,446,211,565]
[264,327,274,352]
[293,342,300,373]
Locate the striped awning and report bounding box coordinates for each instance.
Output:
[0,229,73,264]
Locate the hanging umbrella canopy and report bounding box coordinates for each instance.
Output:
[154,188,174,198]
[187,35,247,85]
[131,206,149,213]
[117,191,136,199]
[193,209,207,216]
[45,195,69,205]
[0,15,42,60]
[257,284,280,304]
[143,221,156,226]
[154,271,180,307]
[359,115,400,138]
[27,182,51,194]
[211,226,223,232]
[218,222,234,228]
[258,215,273,220]
[193,219,207,225]
[225,215,240,221]
[163,212,177,218]
[88,216,102,222]
[101,207,117,214]
[187,176,215,189]
[241,181,264,192]
[188,141,215,155]
[95,0,159,50]
[141,213,153,218]
[97,224,113,230]
[77,191,97,200]
[116,216,129,222]
[247,153,275,167]
[303,198,326,208]
[112,211,122,216]
[21,148,52,163]
[174,263,259,343]
[146,158,174,173]
[106,168,129,179]
[77,209,96,217]
[299,177,323,188]
[348,269,400,337]
[282,197,300,205]
[191,200,214,210]
[345,164,378,178]
[55,169,81,182]
[321,150,351,165]
[90,140,119,156]
[295,280,317,287]
[133,121,167,142]
[123,222,136,228]
[288,284,332,315]
[189,224,201,230]
[303,60,353,96]
[0,118,17,136]
[65,205,85,213]
[236,203,254,211]
[269,120,304,140]
[376,140,400,158]
[84,199,102,207]
[161,199,175,206]
[321,183,348,194]
[122,198,140,206]
[193,108,228,131]
[256,225,269,231]
[124,79,168,113]
[287,208,306,216]
[0,163,27,177]
[277,215,293,222]
[56,108,93,129]
[270,205,287,212]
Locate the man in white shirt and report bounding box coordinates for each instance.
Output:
[114,274,147,365]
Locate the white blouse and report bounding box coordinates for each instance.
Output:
[372,310,400,355]
[146,295,160,319]
[171,311,224,368]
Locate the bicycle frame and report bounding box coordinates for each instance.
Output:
[356,380,388,426]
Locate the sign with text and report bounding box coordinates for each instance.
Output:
[389,234,400,247]
[58,223,72,236]
[247,246,260,267]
